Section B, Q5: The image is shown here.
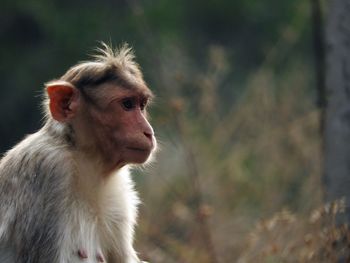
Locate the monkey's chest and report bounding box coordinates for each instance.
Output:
[57,171,138,263]
[59,216,104,262]
[58,201,113,263]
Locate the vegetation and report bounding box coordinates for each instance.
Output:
[1,0,348,262]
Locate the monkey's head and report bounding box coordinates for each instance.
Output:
[44,43,156,172]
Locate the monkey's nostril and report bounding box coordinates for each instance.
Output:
[144,131,153,140]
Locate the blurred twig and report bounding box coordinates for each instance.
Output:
[310,0,326,135]
[171,105,219,263]
[310,0,327,208]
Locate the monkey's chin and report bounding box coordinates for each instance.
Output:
[125,147,152,164]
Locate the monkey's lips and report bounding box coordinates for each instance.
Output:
[126,139,155,153]
[126,147,150,152]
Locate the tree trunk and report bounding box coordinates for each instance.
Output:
[324,0,350,223]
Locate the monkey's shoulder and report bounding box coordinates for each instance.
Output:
[1,129,71,171]
[0,129,73,200]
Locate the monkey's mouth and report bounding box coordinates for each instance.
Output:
[126,147,150,152]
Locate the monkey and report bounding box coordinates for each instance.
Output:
[0,43,156,263]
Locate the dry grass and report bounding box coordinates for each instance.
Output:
[133,43,348,262]
[238,199,350,263]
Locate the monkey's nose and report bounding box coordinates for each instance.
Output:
[144,131,153,141]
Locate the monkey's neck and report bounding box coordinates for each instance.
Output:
[70,150,127,207]
[44,119,125,192]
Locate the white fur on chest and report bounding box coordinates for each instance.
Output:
[59,166,140,263]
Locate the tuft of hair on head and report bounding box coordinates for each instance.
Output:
[89,42,144,81]
[93,42,136,68]
[58,42,145,91]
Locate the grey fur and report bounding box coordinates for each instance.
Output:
[0,126,72,262]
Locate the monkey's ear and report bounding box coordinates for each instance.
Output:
[46,81,80,122]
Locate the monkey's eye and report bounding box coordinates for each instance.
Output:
[122,98,136,111]
[140,99,148,111]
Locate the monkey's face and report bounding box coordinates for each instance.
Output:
[46,81,156,172]
[82,84,156,170]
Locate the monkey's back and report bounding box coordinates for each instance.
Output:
[0,128,73,262]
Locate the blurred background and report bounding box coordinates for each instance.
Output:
[1,0,349,262]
